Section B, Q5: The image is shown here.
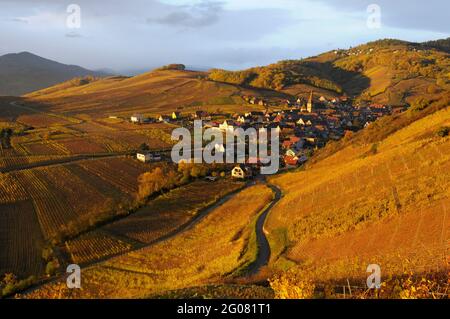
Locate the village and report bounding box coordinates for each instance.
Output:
[130,91,394,179]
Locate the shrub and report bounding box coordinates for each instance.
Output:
[437,126,449,137]
[269,271,315,299]
[45,258,60,276]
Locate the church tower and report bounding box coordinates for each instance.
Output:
[307,91,314,113]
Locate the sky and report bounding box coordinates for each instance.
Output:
[0,0,448,74]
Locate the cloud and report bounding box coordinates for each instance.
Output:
[10,17,30,24]
[147,1,223,28]
[318,0,450,34]
[65,32,83,38]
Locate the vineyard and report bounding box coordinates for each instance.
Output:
[2,157,147,241]
[65,163,127,201]
[79,157,150,195]
[35,166,113,220]
[103,180,244,243]
[25,184,274,298]
[16,113,74,128]
[58,139,107,154]
[0,200,44,277]
[266,107,450,283]
[14,169,77,240]
[21,143,62,156]
[65,231,132,264]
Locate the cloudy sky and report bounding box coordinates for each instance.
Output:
[0,0,448,73]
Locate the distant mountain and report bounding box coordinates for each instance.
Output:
[0,52,110,96]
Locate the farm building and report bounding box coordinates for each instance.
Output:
[131,114,144,123]
[136,152,162,163]
[231,165,252,179]
[194,111,211,120]
[158,115,171,123]
[219,120,234,132]
[172,112,182,120]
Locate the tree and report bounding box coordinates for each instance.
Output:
[437,126,449,137]
[139,143,150,151]
[2,273,17,286]
[138,167,166,200]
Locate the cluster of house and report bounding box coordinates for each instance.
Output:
[133,91,392,172]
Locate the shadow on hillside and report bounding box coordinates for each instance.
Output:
[0,96,57,117]
[301,61,371,97]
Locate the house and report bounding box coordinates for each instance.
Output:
[158,115,171,123]
[284,155,299,166]
[172,112,182,120]
[131,114,144,123]
[285,149,297,157]
[136,152,161,163]
[195,111,211,120]
[236,115,249,124]
[219,120,234,132]
[231,165,252,179]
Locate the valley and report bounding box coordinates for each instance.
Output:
[0,38,449,299]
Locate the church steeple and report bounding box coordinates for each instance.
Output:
[307,90,313,113]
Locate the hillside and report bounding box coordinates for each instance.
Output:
[21,38,449,119]
[266,102,450,296]
[0,52,108,96]
[24,69,288,117]
[422,37,450,53]
[209,39,450,107]
[21,84,450,299]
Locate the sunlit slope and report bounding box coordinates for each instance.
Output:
[24,70,286,117]
[26,185,274,298]
[267,107,450,280]
[209,39,450,105]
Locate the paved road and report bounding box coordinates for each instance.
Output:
[244,182,282,276]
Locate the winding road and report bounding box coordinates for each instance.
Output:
[245,182,282,276]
